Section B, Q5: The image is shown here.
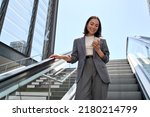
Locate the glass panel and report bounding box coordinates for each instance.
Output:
[127,37,150,76]
[0,0,34,54]
[0,0,2,7]
[0,0,49,61]
[31,0,49,61]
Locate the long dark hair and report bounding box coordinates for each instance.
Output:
[83,16,102,37]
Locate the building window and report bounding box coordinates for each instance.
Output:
[0,0,49,61]
[0,0,33,50]
[31,0,49,61]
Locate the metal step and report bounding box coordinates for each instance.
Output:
[110,78,137,84]
[8,96,47,100]
[109,84,139,91]
[109,74,135,78]
[108,70,133,74]
[106,59,144,100]
[15,91,49,96]
[7,59,144,100]
[107,92,142,100]
[8,68,76,100]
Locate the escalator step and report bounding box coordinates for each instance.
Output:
[109,84,139,91]
[107,92,142,100]
[110,78,136,84]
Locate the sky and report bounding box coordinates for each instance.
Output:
[54,0,150,60]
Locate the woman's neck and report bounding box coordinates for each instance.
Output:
[86,34,94,37]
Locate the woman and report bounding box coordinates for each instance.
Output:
[50,16,110,100]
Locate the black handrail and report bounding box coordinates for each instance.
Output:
[0,58,55,90]
[0,51,72,92]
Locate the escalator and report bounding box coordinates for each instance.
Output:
[107,59,143,100]
[0,57,147,100]
[0,36,150,100]
[0,52,77,100]
[63,36,150,100]
[8,68,76,100]
[63,59,146,100]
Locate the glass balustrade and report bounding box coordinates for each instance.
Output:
[127,36,150,99]
[127,36,150,78]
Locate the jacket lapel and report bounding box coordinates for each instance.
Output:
[80,37,86,56]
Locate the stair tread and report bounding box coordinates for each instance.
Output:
[107,91,142,100]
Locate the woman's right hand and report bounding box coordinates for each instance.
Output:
[49,54,62,59]
[49,54,72,62]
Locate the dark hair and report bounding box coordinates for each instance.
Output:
[83,16,102,37]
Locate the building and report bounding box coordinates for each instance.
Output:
[0,0,59,61]
[10,40,27,54]
[148,0,150,14]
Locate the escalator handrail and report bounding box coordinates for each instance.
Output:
[0,51,71,82]
[0,51,72,89]
[0,58,52,82]
[128,36,150,44]
[0,58,54,89]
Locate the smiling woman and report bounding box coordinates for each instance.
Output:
[84,16,101,37]
[50,16,110,100]
[55,0,150,60]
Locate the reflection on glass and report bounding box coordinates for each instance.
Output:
[0,1,33,44]
[0,1,49,61]
[0,0,2,7]
[127,36,150,76]
[31,1,49,61]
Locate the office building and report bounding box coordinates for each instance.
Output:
[0,0,58,61]
[148,0,150,14]
[10,40,26,54]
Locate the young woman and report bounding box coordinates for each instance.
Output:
[50,16,110,100]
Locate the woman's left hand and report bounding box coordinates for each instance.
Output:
[92,38,100,51]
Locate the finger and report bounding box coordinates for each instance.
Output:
[50,55,57,58]
[49,55,53,58]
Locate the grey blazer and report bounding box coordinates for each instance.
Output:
[68,36,110,83]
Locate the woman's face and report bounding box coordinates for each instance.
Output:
[87,18,99,36]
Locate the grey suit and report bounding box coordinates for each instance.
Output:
[68,36,110,99]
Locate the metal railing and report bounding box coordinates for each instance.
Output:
[43,68,76,100]
[61,84,76,100]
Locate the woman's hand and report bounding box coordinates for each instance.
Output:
[49,54,63,59]
[49,54,72,62]
[92,38,105,59]
[92,38,100,51]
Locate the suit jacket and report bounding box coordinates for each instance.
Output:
[68,36,110,83]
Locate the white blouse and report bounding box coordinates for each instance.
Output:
[85,36,95,56]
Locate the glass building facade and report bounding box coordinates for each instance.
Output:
[0,0,34,47]
[0,0,49,61]
[148,0,150,15]
[0,0,2,6]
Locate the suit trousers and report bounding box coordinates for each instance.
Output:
[75,57,109,100]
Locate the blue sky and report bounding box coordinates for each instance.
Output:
[55,0,150,60]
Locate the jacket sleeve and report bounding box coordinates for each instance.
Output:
[67,39,79,63]
[101,39,110,63]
